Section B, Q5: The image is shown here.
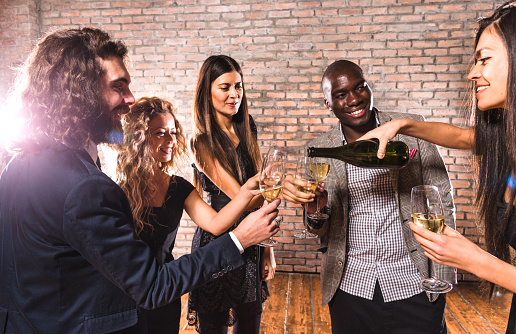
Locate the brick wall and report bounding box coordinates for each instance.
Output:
[0,0,39,96]
[0,0,505,280]
[0,0,40,172]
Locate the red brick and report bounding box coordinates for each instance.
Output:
[0,0,502,277]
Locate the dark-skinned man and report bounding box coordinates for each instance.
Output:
[283,60,456,333]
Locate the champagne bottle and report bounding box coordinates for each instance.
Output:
[306,138,409,169]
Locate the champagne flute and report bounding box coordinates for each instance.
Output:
[294,156,318,239]
[411,185,453,294]
[308,154,330,220]
[258,148,285,247]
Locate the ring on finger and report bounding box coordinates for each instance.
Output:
[274,218,280,228]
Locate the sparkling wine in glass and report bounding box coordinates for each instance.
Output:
[307,154,330,220]
[294,156,318,239]
[258,148,285,247]
[411,185,453,294]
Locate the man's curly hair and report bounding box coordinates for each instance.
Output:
[12,27,128,152]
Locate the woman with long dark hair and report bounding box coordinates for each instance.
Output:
[188,55,275,334]
[361,2,516,332]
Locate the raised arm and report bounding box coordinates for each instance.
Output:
[193,149,264,211]
[358,118,475,158]
[184,174,262,236]
[63,174,257,311]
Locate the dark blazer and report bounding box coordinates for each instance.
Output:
[0,147,244,334]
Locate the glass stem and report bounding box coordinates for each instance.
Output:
[429,258,435,279]
[303,202,309,233]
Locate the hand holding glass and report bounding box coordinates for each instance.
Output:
[258,148,285,247]
[411,185,453,293]
[307,154,330,220]
[294,156,318,239]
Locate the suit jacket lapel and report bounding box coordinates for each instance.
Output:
[327,124,348,206]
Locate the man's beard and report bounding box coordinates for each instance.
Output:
[90,104,129,145]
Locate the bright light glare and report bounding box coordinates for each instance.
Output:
[0,98,23,149]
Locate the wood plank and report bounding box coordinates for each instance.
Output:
[445,307,468,334]
[261,272,290,334]
[286,273,313,334]
[177,275,513,334]
[446,285,498,333]
[453,283,509,333]
[311,275,332,334]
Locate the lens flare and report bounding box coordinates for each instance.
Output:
[508,174,516,189]
[107,130,124,145]
[0,98,23,149]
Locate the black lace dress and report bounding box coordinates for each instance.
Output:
[137,176,195,334]
[187,142,268,331]
[497,199,516,334]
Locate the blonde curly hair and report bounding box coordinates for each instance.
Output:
[117,96,187,234]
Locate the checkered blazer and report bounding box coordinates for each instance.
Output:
[308,110,457,306]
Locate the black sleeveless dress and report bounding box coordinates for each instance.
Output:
[138,176,195,334]
[187,141,268,330]
[498,199,516,334]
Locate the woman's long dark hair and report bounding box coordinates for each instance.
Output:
[472,1,516,295]
[190,55,261,194]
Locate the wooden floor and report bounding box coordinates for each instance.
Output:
[179,273,513,334]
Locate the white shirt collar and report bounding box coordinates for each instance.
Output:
[339,108,380,144]
[85,140,98,166]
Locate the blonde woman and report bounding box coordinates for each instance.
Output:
[117,96,275,334]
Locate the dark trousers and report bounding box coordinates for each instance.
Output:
[197,300,262,334]
[328,281,447,334]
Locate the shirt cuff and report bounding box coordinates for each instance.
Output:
[229,231,244,254]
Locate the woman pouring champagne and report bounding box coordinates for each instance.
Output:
[360,2,516,332]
